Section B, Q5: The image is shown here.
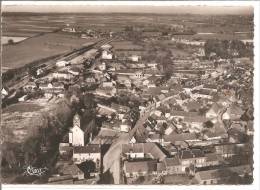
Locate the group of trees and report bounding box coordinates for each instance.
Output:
[7,39,15,45]
[127,107,140,127]
[204,39,253,59]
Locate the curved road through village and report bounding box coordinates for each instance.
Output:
[103,95,176,184]
[102,104,155,184]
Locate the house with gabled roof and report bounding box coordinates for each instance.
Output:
[178,149,206,170]
[122,142,167,161]
[111,103,130,113]
[214,143,252,158]
[203,153,224,167]
[183,115,208,132]
[73,144,101,167]
[227,128,248,143]
[165,125,174,135]
[183,100,202,112]
[206,103,224,121]
[223,104,244,120]
[194,168,234,184]
[58,163,85,180]
[170,110,200,121]
[203,84,218,92]
[123,160,157,178]
[163,131,199,145]
[203,129,226,142]
[146,133,163,143]
[155,94,167,107]
[191,89,213,100]
[194,165,252,185]
[163,157,182,174]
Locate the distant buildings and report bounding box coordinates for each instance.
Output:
[62,27,76,33]
[56,60,71,67]
[102,50,113,60]
[53,72,73,80]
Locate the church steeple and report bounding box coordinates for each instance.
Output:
[73,113,81,128]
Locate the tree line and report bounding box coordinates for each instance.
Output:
[204,39,253,59]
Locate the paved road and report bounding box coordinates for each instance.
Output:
[102,133,129,184]
[129,104,155,139]
[102,96,177,183]
[218,106,228,132]
[102,103,157,184]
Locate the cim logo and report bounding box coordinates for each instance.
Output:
[23,165,48,177]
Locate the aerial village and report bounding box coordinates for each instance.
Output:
[2,21,254,185]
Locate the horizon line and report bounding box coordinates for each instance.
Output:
[1,4,254,15]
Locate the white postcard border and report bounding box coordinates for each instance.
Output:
[1,1,259,190]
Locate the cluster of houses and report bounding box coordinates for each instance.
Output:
[79,43,253,184]
[92,46,252,184]
[2,28,253,185]
[120,142,252,184]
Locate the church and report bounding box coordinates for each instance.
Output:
[69,113,96,146]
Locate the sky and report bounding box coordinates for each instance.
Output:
[1,1,254,15]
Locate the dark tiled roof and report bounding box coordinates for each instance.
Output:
[122,143,144,153]
[163,157,180,167]
[196,168,233,181]
[192,89,212,95]
[73,144,101,154]
[171,110,200,118]
[59,164,84,176]
[183,116,208,123]
[179,149,205,159]
[184,101,202,111]
[122,143,167,161]
[164,132,197,143]
[205,153,223,162]
[229,165,252,174]
[196,165,252,181]
[124,160,157,173]
[226,104,244,116]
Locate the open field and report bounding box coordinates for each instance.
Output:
[172,33,253,41]
[2,32,98,69]
[2,13,253,69]
[1,36,28,45]
[3,13,253,35]
[2,103,46,143]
